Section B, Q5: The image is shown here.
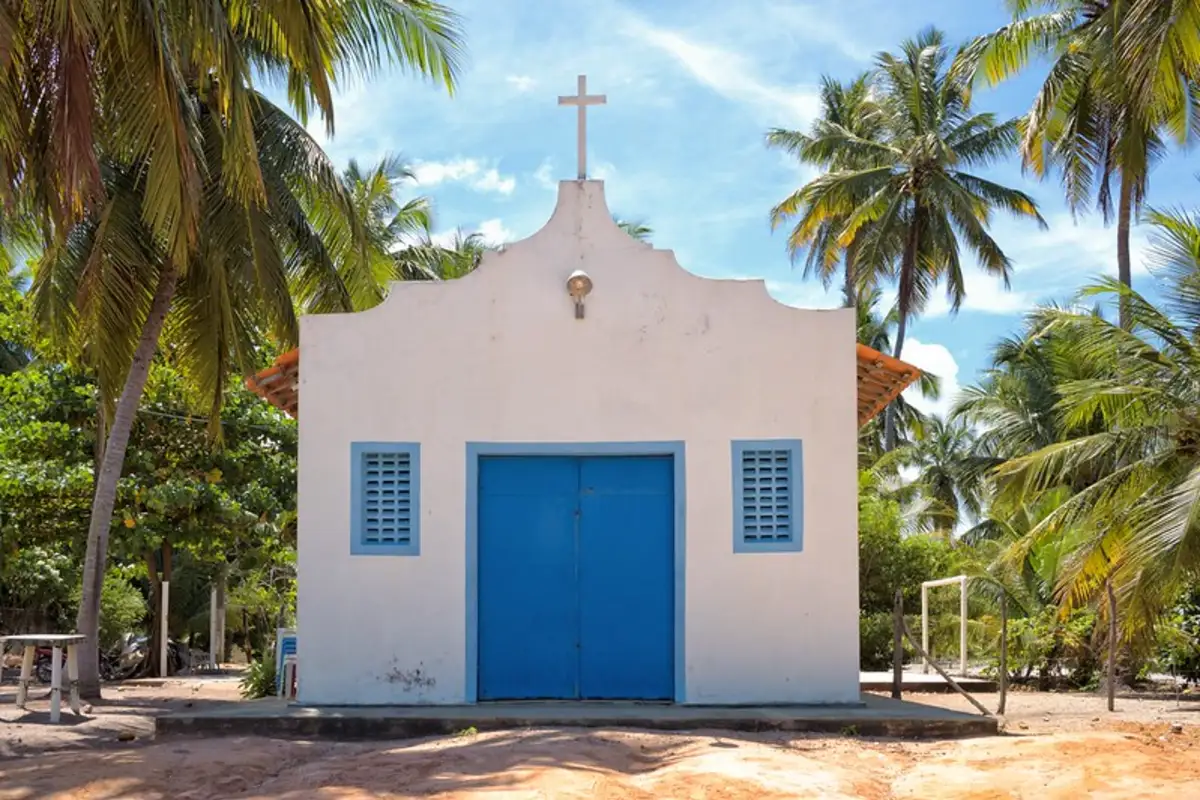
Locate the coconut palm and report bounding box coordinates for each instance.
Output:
[856,289,941,465]
[961,0,1200,327]
[767,72,883,307]
[0,0,462,265]
[615,218,653,242]
[987,275,1200,667]
[787,30,1046,449]
[33,97,376,694]
[23,1,464,697]
[904,416,987,536]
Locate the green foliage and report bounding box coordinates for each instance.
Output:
[239,657,278,700]
[858,471,962,668]
[0,546,75,632]
[999,606,1099,689]
[93,571,147,651]
[1157,581,1200,684]
[858,472,959,614]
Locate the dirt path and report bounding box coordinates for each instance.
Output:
[2,680,1199,798]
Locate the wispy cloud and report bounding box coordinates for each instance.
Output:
[477,219,514,245]
[506,75,537,92]
[433,218,516,248]
[620,15,821,126]
[900,339,961,418]
[760,1,879,62]
[412,158,516,195]
[533,159,556,190]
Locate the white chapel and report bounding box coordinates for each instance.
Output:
[248,76,919,706]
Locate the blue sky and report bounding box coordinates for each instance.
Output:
[295,0,1199,416]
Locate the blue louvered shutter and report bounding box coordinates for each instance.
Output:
[733,440,803,552]
[351,443,420,555]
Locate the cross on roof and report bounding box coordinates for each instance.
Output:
[557,75,606,179]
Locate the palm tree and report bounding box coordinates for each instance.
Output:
[961,0,1200,328]
[985,275,1200,695]
[767,73,883,307]
[0,0,463,266]
[23,2,464,697]
[799,29,1046,448]
[856,289,941,464]
[615,218,653,242]
[903,416,986,536]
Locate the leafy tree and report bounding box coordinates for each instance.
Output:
[0,268,30,374]
[858,470,961,668]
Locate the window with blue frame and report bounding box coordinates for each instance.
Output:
[351,442,420,555]
[732,439,803,553]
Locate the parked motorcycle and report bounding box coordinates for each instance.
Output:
[33,646,121,683]
[32,635,186,683]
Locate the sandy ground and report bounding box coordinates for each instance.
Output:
[2,678,1199,799]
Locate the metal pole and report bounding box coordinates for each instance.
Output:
[160,580,170,678]
[921,584,930,674]
[892,590,904,698]
[998,593,1008,715]
[960,576,969,676]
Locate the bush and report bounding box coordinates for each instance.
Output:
[0,546,75,632]
[240,656,277,699]
[97,571,146,651]
[860,611,896,670]
[1157,581,1200,684]
[66,569,146,651]
[999,606,1098,688]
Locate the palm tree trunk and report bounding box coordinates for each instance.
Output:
[75,264,179,699]
[884,210,921,451]
[843,240,859,308]
[1116,174,1134,329]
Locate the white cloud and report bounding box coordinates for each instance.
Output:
[903,213,1157,318]
[472,169,516,195]
[476,219,514,246]
[505,75,537,92]
[899,339,960,419]
[533,159,556,190]
[428,229,459,248]
[765,279,843,309]
[591,160,617,181]
[620,15,820,126]
[412,158,516,195]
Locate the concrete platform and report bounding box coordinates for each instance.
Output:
[156,694,996,740]
[860,671,998,693]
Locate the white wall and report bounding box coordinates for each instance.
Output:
[297,181,859,705]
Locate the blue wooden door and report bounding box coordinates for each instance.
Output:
[578,456,674,699]
[476,454,674,701]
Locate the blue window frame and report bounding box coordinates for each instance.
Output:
[351,442,420,555]
[732,439,803,553]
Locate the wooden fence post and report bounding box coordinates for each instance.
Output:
[998,593,1008,715]
[892,589,904,699]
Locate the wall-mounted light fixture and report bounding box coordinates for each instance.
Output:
[566,270,593,319]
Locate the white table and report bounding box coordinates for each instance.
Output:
[1,634,86,722]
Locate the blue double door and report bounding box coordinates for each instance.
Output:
[477,455,675,700]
